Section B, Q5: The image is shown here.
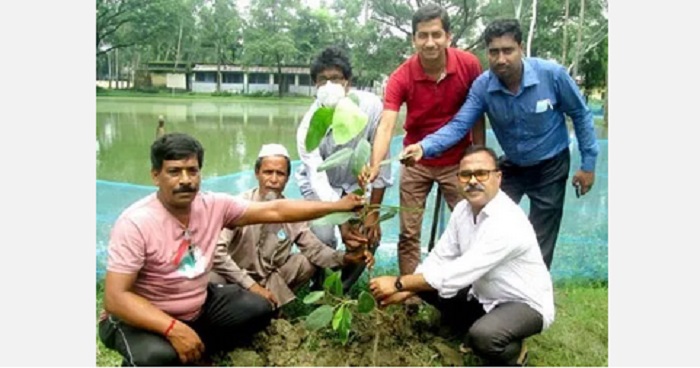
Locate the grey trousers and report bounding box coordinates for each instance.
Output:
[98,283,274,366]
[420,288,543,366]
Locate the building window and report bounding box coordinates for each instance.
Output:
[298,74,312,86]
[248,73,269,84]
[223,72,243,84]
[195,72,216,83]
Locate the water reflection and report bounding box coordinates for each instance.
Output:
[96,97,312,185]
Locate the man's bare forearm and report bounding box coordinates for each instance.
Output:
[235,199,354,226]
[400,274,436,293]
[370,111,398,168]
[370,187,386,206]
[472,117,486,146]
[104,288,176,335]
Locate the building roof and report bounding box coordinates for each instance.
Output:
[192,64,309,74]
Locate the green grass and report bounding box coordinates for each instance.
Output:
[95,279,607,366]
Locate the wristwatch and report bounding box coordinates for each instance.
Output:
[394,276,404,291]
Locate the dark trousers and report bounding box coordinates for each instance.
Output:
[98,283,274,366]
[499,149,570,268]
[419,289,543,366]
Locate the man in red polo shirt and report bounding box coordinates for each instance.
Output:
[368,4,484,288]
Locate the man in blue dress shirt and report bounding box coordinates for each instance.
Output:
[400,19,599,269]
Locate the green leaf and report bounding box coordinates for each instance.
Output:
[305,305,333,331]
[316,147,353,172]
[378,207,399,223]
[312,211,357,227]
[303,291,325,304]
[350,139,371,177]
[357,291,376,313]
[305,107,334,152]
[332,304,345,330]
[331,97,368,145]
[323,270,343,297]
[352,188,364,196]
[338,305,352,344]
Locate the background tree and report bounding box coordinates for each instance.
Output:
[241,0,301,97]
[199,0,243,92]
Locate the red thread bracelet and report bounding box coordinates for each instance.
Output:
[164,319,176,336]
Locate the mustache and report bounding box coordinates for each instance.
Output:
[173,185,197,194]
[464,184,485,193]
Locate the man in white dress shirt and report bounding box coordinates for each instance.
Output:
[369,145,554,366]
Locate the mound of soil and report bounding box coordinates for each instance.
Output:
[226,305,475,366]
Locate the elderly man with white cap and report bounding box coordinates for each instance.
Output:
[210,144,374,308]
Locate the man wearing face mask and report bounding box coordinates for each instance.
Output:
[369,146,554,366]
[211,144,375,308]
[296,46,393,291]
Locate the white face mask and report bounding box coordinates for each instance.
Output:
[316,81,346,108]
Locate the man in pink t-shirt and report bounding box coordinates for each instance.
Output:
[98,133,364,366]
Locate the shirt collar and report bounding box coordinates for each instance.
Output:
[467,190,507,223]
[487,58,540,93]
[409,47,458,81]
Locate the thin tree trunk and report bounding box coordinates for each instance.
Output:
[130,52,137,88]
[276,53,283,98]
[526,0,538,57]
[513,0,523,20]
[116,48,120,88]
[562,0,569,63]
[175,21,184,68]
[216,43,222,92]
[108,51,112,89]
[572,0,585,78]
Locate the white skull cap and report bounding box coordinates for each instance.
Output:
[257,143,290,159]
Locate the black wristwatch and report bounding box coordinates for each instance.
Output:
[395,276,404,291]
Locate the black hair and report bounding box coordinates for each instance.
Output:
[462,145,499,168]
[150,133,204,171]
[412,3,450,35]
[310,46,353,83]
[482,19,523,45]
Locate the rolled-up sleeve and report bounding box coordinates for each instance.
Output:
[417,202,520,298]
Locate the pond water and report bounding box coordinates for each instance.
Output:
[96,96,608,282]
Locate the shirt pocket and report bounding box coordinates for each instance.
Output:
[523,98,555,137]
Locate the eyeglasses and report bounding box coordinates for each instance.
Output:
[316,75,346,84]
[457,169,500,183]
